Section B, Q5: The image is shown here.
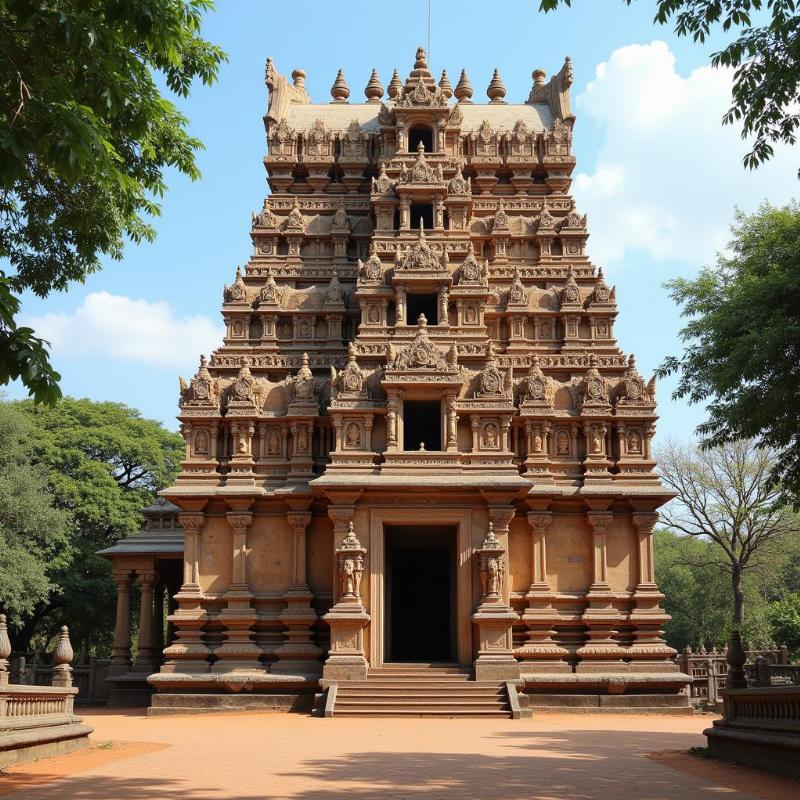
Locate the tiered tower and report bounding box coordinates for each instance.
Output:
[151,48,689,713]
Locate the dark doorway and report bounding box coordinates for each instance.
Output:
[406,293,437,325]
[410,203,434,230]
[385,527,456,662]
[408,126,434,153]
[403,399,441,451]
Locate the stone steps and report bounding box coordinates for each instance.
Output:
[328,664,513,718]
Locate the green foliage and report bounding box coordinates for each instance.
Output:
[0,397,183,653]
[0,1,225,401]
[539,1,800,171]
[768,593,800,656]
[0,402,72,618]
[656,203,800,502]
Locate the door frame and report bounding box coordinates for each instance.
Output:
[368,507,473,667]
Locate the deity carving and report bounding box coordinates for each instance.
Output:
[324,272,344,305]
[617,354,656,407]
[478,523,505,603]
[289,352,316,407]
[194,429,209,455]
[360,242,383,282]
[627,429,642,454]
[345,422,362,449]
[179,354,220,409]
[522,354,553,406]
[331,343,366,400]
[267,429,281,456]
[561,266,581,306]
[260,270,279,303]
[391,315,451,371]
[336,522,366,600]
[396,225,446,273]
[482,423,499,449]
[225,267,248,304]
[555,430,570,456]
[457,242,486,286]
[367,305,380,323]
[285,198,304,230]
[448,163,470,195]
[508,269,526,305]
[371,162,394,194]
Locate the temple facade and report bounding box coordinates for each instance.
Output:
[108,49,691,715]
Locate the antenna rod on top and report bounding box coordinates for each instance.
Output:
[428,0,431,63]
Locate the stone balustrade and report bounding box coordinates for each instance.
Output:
[0,616,93,768]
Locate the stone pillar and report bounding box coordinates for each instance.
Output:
[110,571,133,675]
[518,511,569,671]
[152,582,165,666]
[214,510,262,671]
[446,395,458,452]
[133,569,157,673]
[274,512,322,677]
[628,512,676,667]
[0,614,10,687]
[162,512,211,673]
[576,511,627,671]
[471,522,520,681]
[323,522,370,681]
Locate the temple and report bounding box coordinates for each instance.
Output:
[103,48,690,716]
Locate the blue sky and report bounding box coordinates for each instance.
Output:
[10,1,799,442]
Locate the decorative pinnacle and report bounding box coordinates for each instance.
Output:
[54,625,74,667]
[487,68,507,103]
[291,68,306,88]
[364,68,383,103]
[414,47,428,70]
[387,69,403,99]
[418,313,428,328]
[439,69,453,99]
[330,69,350,103]
[0,614,10,666]
[532,68,546,87]
[454,69,473,103]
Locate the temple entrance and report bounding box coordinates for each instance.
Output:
[384,526,456,662]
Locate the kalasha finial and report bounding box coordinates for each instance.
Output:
[454,69,473,103]
[418,313,428,328]
[0,614,10,667]
[487,68,507,103]
[415,47,428,70]
[54,625,74,667]
[291,68,306,89]
[533,68,547,88]
[365,68,383,103]
[388,69,403,99]
[439,70,453,99]
[331,69,350,103]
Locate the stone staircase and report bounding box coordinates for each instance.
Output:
[324,664,519,718]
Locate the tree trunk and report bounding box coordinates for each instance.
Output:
[732,564,744,627]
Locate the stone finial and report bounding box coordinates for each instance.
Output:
[439,70,453,99]
[292,68,306,89]
[487,68,507,103]
[51,625,74,688]
[388,69,403,99]
[364,68,383,103]
[331,69,350,103]
[417,313,428,328]
[533,68,546,88]
[0,614,10,681]
[454,69,473,103]
[414,47,428,70]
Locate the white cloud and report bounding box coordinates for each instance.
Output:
[27,292,223,370]
[573,40,798,266]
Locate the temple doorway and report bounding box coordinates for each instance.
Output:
[384,526,457,662]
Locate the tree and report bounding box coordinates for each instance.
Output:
[0,1,226,402]
[3,397,184,652]
[658,439,800,630]
[540,1,800,171]
[768,593,800,657]
[657,202,800,500]
[0,401,72,620]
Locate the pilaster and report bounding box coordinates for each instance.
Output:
[133,569,158,673]
[110,571,133,676]
[576,511,627,671]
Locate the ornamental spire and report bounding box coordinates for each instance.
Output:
[454,69,473,103]
[331,69,350,103]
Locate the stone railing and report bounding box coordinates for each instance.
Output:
[676,644,791,708]
[746,657,800,688]
[11,653,111,704]
[0,616,93,768]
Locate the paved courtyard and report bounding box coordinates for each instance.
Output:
[0,709,796,800]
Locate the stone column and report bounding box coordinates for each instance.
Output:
[162,512,211,673]
[110,571,133,675]
[518,511,569,670]
[576,511,627,671]
[152,581,165,666]
[274,512,322,677]
[628,512,676,667]
[323,522,370,681]
[214,510,262,671]
[446,395,458,452]
[133,569,157,673]
[472,523,520,681]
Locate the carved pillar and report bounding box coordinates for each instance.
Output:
[446,395,458,451]
[110,571,133,674]
[576,511,627,671]
[274,512,322,677]
[323,522,370,681]
[628,512,676,666]
[471,522,520,681]
[133,569,157,672]
[152,581,165,666]
[214,510,262,671]
[162,512,211,672]
[386,396,399,451]
[518,511,569,670]
[395,287,406,324]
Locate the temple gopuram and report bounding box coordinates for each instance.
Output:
[105,48,691,716]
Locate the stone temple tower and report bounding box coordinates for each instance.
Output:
[138,48,690,716]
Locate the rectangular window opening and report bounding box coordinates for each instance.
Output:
[403,399,442,451]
